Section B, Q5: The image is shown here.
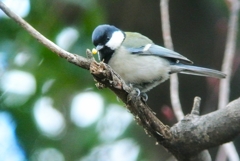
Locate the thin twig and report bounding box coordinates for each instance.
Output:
[216,142,239,161]
[219,0,240,109]
[0,2,91,70]
[215,146,227,161]
[191,96,201,116]
[160,0,184,121]
[2,1,240,161]
[217,0,240,161]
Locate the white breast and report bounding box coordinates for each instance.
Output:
[108,47,171,91]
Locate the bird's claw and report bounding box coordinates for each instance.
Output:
[140,92,148,102]
[134,88,148,102]
[127,84,149,102]
[135,88,141,96]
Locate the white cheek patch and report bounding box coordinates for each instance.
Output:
[106,31,125,50]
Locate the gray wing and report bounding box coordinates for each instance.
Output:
[127,44,193,64]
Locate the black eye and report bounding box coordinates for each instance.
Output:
[104,37,110,44]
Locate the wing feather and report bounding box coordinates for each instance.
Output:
[127,44,193,64]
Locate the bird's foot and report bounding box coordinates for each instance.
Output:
[134,88,148,102]
[140,92,148,102]
[135,88,141,96]
[128,84,148,102]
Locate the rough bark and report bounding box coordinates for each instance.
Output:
[90,59,240,161]
[1,2,240,161]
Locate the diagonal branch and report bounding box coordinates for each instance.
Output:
[0,1,91,70]
[1,2,240,161]
[90,59,240,161]
[0,0,171,144]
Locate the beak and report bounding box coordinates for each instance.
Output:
[96,45,104,51]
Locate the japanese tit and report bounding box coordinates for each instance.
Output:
[91,24,226,94]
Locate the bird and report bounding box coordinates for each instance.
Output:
[91,24,226,100]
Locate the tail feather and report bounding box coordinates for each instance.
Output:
[171,64,226,79]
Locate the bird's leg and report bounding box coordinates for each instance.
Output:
[135,89,148,102]
[128,83,148,102]
[128,84,140,96]
[134,87,148,102]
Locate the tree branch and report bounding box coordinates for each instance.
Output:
[0,1,91,70]
[190,97,201,116]
[217,0,240,160]
[90,58,240,161]
[160,0,184,121]
[219,0,240,109]
[1,2,240,161]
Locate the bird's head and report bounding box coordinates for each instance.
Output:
[92,25,125,62]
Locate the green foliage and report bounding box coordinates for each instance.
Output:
[1,0,238,161]
[0,0,141,161]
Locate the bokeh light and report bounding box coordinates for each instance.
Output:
[80,139,140,161]
[33,97,66,138]
[32,148,65,161]
[70,92,104,127]
[0,70,36,106]
[56,27,79,50]
[0,0,30,18]
[0,112,26,161]
[97,104,132,141]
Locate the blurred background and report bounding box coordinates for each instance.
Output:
[0,0,240,160]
